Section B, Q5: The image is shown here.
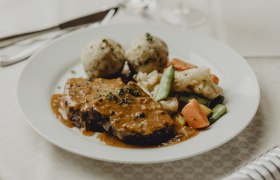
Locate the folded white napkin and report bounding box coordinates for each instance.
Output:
[225,146,280,180]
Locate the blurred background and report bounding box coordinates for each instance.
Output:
[1,0,280,57]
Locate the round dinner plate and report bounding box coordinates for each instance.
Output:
[17,23,260,164]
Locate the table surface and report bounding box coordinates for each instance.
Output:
[1,0,280,180]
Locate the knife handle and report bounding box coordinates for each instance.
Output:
[0,27,58,48]
[0,6,118,48]
[58,9,114,29]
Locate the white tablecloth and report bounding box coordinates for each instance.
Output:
[1,0,280,179]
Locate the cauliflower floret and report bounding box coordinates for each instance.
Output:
[136,83,152,97]
[151,84,159,98]
[159,97,179,112]
[173,113,186,127]
[173,67,222,99]
[134,70,161,91]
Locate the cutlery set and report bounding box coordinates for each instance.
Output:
[0,6,119,67]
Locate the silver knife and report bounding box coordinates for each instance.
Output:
[0,6,119,48]
[0,7,118,67]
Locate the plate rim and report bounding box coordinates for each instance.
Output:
[17,23,260,164]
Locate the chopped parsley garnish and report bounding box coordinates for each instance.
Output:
[137,112,145,118]
[118,87,140,97]
[118,98,130,105]
[145,33,153,42]
[129,89,140,97]
[118,88,125,96]
[110,110,115,115]
[105,92,117,101]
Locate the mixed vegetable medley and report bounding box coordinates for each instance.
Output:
[134,58,227,129]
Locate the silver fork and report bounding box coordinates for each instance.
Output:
[0,8,116,67]
[0,30,68,66]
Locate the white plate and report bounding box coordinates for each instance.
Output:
[17,23,260,164]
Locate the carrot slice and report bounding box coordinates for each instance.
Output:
[181,99,210,129]
[211,74,219,84]
[167,58,197,71]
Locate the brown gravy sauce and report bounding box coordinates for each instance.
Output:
[94,97,173,135]
[51,94,199,148]
[82,130,95,136]
[97,133,148,148]
[161,126,199,147]
[97,126,199,148]
[51,94,73,128]
[52,94,96,136]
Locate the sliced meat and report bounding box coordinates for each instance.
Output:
[61,77,125,131]
[60,78,175,145]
